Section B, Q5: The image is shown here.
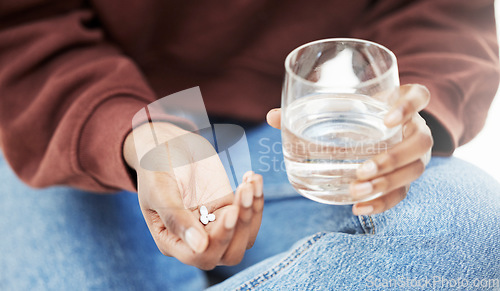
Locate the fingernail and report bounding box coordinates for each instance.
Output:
[241,185,253,208]
[185,227,207,253]
[249,173,263,198]
[385,109,402,126]
[243,171,254,183]
[354,205,374,216]
[224,207,238,229]
[357,160,377,179]
[351,182,373,197]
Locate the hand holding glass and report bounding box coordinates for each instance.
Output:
[281,38,402,204]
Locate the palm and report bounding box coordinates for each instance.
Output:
[166,131,234,209]
[131,122,263,268]
[137,131,236,239]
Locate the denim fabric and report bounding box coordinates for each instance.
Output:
[0,159,206,290]
[210,156,500,290]
[1,123,499,290]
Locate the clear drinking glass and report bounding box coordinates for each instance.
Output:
[282,38,402,205]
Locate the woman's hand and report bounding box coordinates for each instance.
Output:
[266,84,433,216]
[123,122,263,270]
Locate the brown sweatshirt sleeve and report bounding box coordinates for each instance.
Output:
[351,0,500,155]
[0,3,156,192]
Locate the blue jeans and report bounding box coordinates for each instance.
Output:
[1,124,499,290]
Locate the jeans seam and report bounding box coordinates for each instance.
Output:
[368,216,376,234]
[235,232,327,291]
[359,215,375,235]
[360,216,368,234]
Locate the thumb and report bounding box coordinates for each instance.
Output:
[156,206,209,254]
[266,108,281,129]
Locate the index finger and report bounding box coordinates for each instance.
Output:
[384,84,430,128]
[356,114,433,181]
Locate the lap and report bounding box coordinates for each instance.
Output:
[371,156,500,236]
[0,155,206,290]
[2,134,499,290]
[212,157,500,290]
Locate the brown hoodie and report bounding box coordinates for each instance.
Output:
[0,0,498,192]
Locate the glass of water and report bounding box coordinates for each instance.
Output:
[282,38,402,205]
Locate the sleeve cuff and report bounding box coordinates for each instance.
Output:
[78,96,149,192]
[78,94,198,192]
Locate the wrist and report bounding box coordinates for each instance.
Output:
[123,121,190,171]
[123,128,139,170]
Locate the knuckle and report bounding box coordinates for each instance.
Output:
[253,199,265,213]
[200,262,217,271]
[380,152,398,171]
[223,252,244,266]
[371,199,388,215]
[414,160,426,176]
[222,257,239,266]
[196,256,217,270]
[403,120,415,135]
[182,256,199,268]
[398,186,408,200]
[419,131,434,150]
[372,176,389,193]
[247,240,256,249]
[162,211,180,234]
[240,209,253,224]
[158,246,170,257]
[415,112,427,125]
[412,84,430,101]
[427,133,434,148]
[218,235,232,246]
[405,97,419,114]
[404,84,430,112]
